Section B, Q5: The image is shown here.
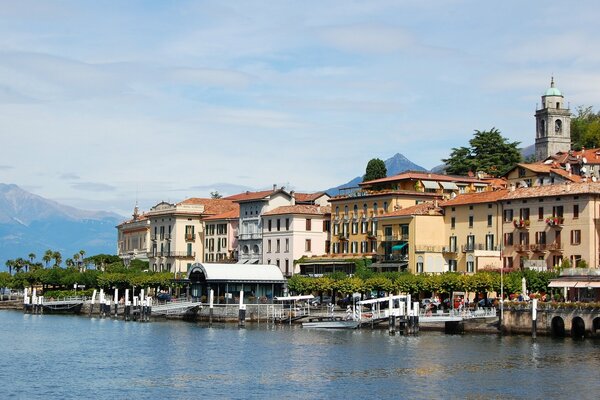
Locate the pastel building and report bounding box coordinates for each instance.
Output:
[116,205,150,265]
[203,208,239,263]
[261,204,331,276]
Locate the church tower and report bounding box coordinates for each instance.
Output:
[535,77,571,161]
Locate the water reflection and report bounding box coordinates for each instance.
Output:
[1,311,599,399]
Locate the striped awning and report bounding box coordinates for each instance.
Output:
[421,180,439,189]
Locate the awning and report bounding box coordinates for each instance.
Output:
[439,181,459,190]
[474,183,487,187]
[548,280,578,288]
[391,243,408,251]
[421,180,439,190]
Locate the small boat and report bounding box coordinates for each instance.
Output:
[302,316,359,329]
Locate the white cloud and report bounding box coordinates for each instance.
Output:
[320,24,415,54]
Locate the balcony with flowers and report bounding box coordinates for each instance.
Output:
[545,216,564,227]
[513,219,530,229]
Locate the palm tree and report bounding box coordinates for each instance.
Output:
[79,250,86,270]
[43,250,53,268]
[5,259,14,275]
[52,251,62,267]
[65,258,74,268]
[14,258,26,274]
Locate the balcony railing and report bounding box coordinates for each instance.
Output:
[414,245,444,253]
[147,251,196,258]
[239,233,262,240]
[442,246,458,253]
[380,234,409,242]
[375,254,409,263]
[545,217,564,227]
[185,233,195,241]
[463,244,501,252]
[514,244,529,252]
[513,219,530,229]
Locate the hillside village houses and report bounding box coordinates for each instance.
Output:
[117,78,600,276]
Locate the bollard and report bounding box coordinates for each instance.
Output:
[239,290,246,328]
[114,288,119,318]
[413,301,420,334]
[209,289,214,327]
[532,298,538,340]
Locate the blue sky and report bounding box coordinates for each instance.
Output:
[1,0,600,216]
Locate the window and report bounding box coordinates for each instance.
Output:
[373,203,378,215]
[503,209,513,222]
[351,241,358,253]
[448,259,457,272]
[361,221,368,234]
[333,242,339,254]
[519,208,530,221]
[343,241,349,254]
[466,235,475,250]
[333,224,339,235]
[352,222,358,235]
[285,239,289,252]
[485,234,494,250]
[466,255,474,273]
[383,201,388,212]
[573,204,579,219]
[535,231,546,245]
[504,233,513,246]
[344,205,348,215]
[353,204,358,216]
[451,217,455,229]
[503,257,514,269]
[285,259,290,276]
[185,225,195,239]
[361,241,368,253]
[267,240,271,253]
[468,215,474,228]
[519,232,529,245]
[306,218,312,231]
[487,215,492,227]
[323,220,330,232]
[571,230,581,245]
[552,205,564,218]
[286,218,290,230]
[449,236,457,252]
[187,243,192,256]
[335,206,339,216]
[277,219,281,231]
[538,207,544,221]
[343,223,349,235]
[416,256,424,273]
[268,220,272,232]
[370,240,377,253]
[305,239,311,252]
[276,239,281,252]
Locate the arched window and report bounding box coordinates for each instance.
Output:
[253,244,260,254]
[344,205,348,215]
[417,256,424,273]
[243,245,249,254]
[555,119,562,134]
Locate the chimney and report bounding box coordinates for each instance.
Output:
[290,190,296,205]
[273,184,277,191]
[509,184,516,192]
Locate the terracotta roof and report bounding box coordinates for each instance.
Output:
[502,182,600,200]
[330,189,443,202]
[516,162,553,173]
[548,148,600,165]
[177,198,237,215]
[551,168,582,182]
[203,208,240,221]
[117,213,149,227]
[263,205,331,216]
[360,171,488,187]
[224,190,276,202]
[294,192,327,202]
[377,202,443,218]
[440,190,508,207]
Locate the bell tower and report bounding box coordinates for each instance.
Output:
[535,77,571,161]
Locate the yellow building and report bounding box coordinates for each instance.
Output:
[440,191,505,273]
[371,202,445,273]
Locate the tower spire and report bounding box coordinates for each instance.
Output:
[550,76,555,88]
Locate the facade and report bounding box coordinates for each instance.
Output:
[501,183,600,270]
[228,186,329,264]
[535,78,571,161]
[146,198,237,274]
[372,202,446,273]
[116,205,150,265]
[504,162,580,188]
[261,205,331,276]
[203,209,239,263]
[440,191,505,273]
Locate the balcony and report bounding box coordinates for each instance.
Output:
[442,246,458,254]
[545,217,564,227]
[185,233,195,241]
[514,244,529,252]
[529,244,547,253]
[239,233,262,240]
[415,245,444,253]
[463,244,501,252]
[338,233,349,241]
[375,254,409,263]
[366,231,377,239]
[513,219,530,229]
[147,251,196,258]
[380,234,408,242]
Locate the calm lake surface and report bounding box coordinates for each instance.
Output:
[1,310,599,399]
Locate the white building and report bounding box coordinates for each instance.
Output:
[116,205,150,265]
[262,204,331,276]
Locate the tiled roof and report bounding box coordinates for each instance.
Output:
[117,213,149,227]
[330,189,443,201]
[378,202,443,218]
[440,190,508,207]
[360,170,488,186]
[549,148,600,165]
[294,192,327,202]
[203,208,240,221]
[177,198,237,215]
[502,182,600,200]
[551,168,582,182]
[225,190,276,202]
[263,205,331,216]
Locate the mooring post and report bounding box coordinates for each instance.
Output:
[406,294,413,334]
[124,288,130,321]
[238,290,246,328]
[413,301,420,334]
[532,298,538,340]
[140,289,145,322]
[114,288,119,318]
[388,296,395,335]
[146,296,152,321]
[99,289,105,318]
[209,289,214,326]
[89,289,96,317]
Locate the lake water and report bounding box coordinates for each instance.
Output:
[1,310,599,399]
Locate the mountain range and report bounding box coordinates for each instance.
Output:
[0,183,121,270]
